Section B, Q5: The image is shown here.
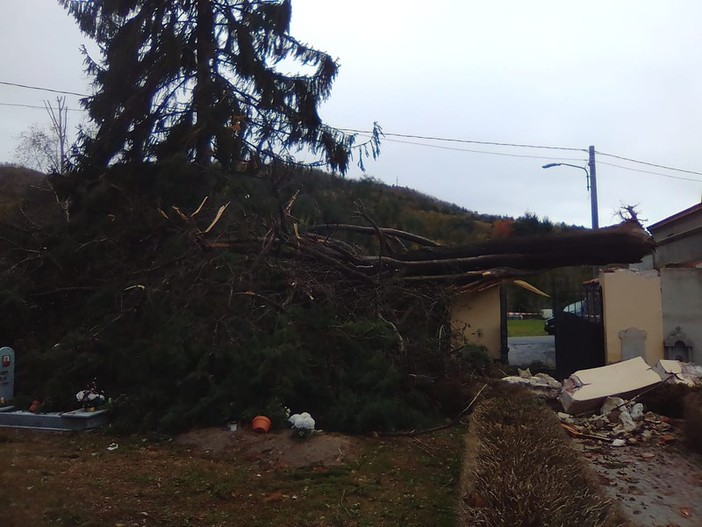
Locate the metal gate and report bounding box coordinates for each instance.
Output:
[555,281,605,379]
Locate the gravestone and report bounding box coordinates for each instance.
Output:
[619,328,647,361]
[664,326,694,362]
[0,347,15,403]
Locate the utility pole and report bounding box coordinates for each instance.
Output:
[588,145,600,279]
[543,148,600,278]
[543,145,600,229]
[588,145,599,229]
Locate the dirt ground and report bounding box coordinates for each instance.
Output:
[574,429,702,526]
[0,424,464,527]
[174,427,360,469]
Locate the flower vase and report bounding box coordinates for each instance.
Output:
[251,415,272,433]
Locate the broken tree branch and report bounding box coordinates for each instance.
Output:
[309,223,442,247]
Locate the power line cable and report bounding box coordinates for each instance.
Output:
[355,131,702,182]
[341,127,587,152]
[596,150,702,178]
[342,127,702,178]
[598,160,702,183]
[1,83,699,178]
[381,134,702,182]
[0,81,87,98]
[352,132,588,162]
[0,101,85,112]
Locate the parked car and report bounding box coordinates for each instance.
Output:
[544,317,555,335]
[544,301,585,335]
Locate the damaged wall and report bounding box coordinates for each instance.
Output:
[630,204,702,364]
[450,286,501,360]
[601,269,664,364]
[647,202,702,268]
[661,267,702,364]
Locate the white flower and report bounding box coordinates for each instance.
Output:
[288,412,315,431]
[76,387,106,403]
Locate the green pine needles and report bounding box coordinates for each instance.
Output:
[59,0,380,175]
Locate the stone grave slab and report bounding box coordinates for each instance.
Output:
[0,346,15,403]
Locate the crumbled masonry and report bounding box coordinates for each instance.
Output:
[500,358,702,446]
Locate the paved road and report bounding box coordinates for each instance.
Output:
[508,336,555,368]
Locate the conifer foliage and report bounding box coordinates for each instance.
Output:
[60,0,378,174]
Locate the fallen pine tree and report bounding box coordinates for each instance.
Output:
[203,209,654,289]
[0,165,655,433]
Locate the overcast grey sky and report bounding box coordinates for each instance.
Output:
[1,1,701,228]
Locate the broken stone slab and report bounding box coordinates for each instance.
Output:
[500,371,561,398]
[0,347,15,402]
[653,359,702,387]
[559,357,663,415]
[533,372,561,388]
[0,409,108,431]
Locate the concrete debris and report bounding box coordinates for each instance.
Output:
[500,371,561,399]
[618,408,637,433]
[557,412,574,424]
[507,359,702,415]
[599,397,637,432]
[653,359,702,387]
[600,396,626,416]
[559,357,663,414]
[534,372,561,387]
[630,403,644,421]
[558,400,680,447]
[517,368,532,379]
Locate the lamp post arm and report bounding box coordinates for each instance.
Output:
[541,162,589,174]
[541,152,599,230]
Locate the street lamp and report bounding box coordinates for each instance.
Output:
[542,145,599,229]
[541,163,591,190]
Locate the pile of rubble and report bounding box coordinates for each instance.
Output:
[500,368,561,399]
[500,357,702,447]
[557,396,677,447]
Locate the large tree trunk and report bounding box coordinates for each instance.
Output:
[202,219,655,288]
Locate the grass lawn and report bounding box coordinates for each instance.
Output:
[507,318,548,337]
[1,425,465,527]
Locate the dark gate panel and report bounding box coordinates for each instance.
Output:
[555,282,605,379]
[555,313,605,378]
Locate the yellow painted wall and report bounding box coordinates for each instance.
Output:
[450,286,501,360]
[601,269,664,364]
